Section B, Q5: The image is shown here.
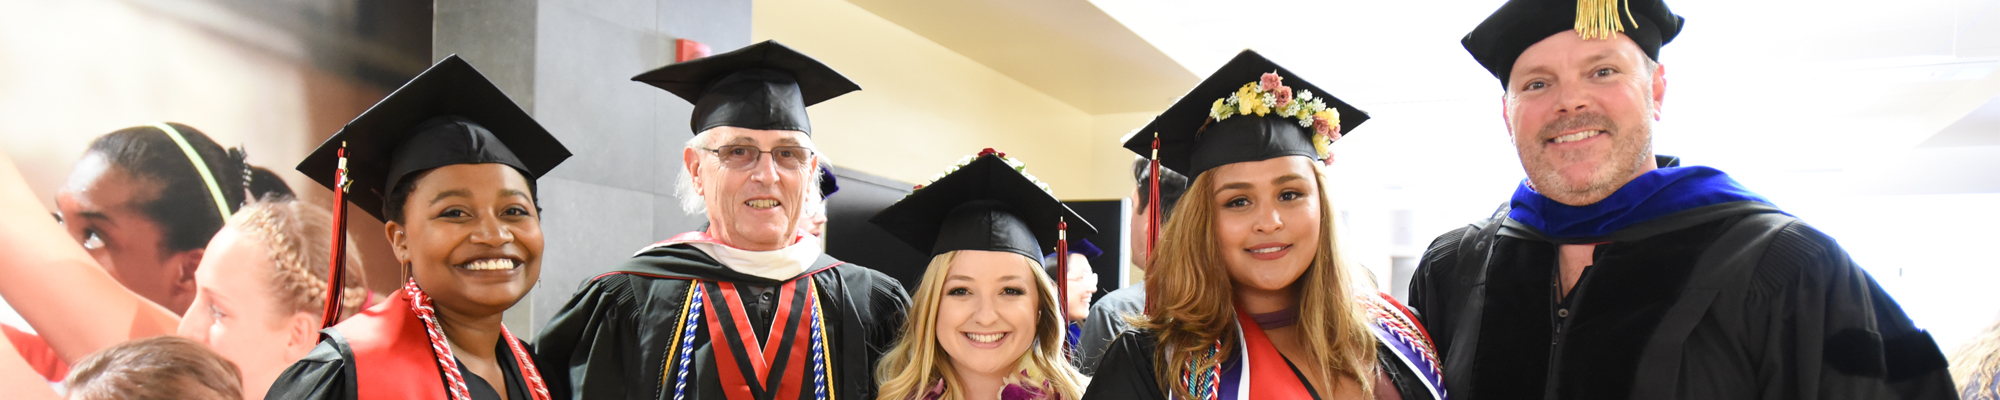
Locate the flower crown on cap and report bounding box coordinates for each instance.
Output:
[1207,72,1342,159]
[910,148,1054,196]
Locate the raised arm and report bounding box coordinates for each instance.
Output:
[0,150,179,363]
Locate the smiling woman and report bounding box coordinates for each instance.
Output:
[1083,50,1444,400]
[870,151,1094,400]
[267,55,571,400]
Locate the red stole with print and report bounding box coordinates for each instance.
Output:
[1234,309,1315,399]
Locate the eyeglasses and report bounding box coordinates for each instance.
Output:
[701,145,816,171]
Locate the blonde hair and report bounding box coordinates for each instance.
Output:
[229,196,369,326]
[1140,161,1376,397]
[1951,315,2000,399]
[877,251,1084,400]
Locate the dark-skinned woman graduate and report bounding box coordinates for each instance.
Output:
[1082,50,1445,400]
[265,55,571,400]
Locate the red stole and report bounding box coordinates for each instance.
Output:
[335,288,450,400]
[700,279,821,400]
[1234,309,1315,399]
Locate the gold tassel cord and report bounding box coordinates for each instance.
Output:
[1575,0,1635,40]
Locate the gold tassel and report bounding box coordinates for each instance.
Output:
[1575,0,1638,40]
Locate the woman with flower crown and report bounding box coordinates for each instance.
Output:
[265,55,568,400]
[869,149,1094,400]
[1081,50,1446,400]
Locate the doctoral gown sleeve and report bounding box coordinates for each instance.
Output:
[1407,225,1476,357]
[265,331,358,400]
[534,273,684,400]
[858,266,912,392]
[1738,223,1954,399]
[1081,331,1167,400]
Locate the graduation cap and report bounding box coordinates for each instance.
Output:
[633,40,861,135]
[870,151,1097,259]
[1462,0,1685,88]
[871,150,1098,332]
[295,55,570,328]
[1121,50,1366,258]
[1122,49,1368,180]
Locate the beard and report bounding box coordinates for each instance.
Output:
[1519,111,1653,206]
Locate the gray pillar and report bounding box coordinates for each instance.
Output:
[433,0,751,338]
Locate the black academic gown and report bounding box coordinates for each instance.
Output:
[534,243,910,400]
[1083,330,1439,400]
[1408,201,1957,399]
[266,330,532,400]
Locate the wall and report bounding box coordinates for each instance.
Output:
[436,0,753,334]
[754,0,1139,201]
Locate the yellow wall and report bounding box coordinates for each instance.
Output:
[754,0,1141,201]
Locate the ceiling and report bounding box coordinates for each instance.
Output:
[1081,0,2000,201]
[843,0,1198,114]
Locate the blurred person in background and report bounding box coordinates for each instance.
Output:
[1073,157,1186,376]
[63,335,244,400]
[0,148,368,399]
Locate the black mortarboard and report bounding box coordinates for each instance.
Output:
[633,40,861,135]
[296,55,572,222]
[1462,0,1684,87]
[869,152,1098,261]
[1122,49,1367,179]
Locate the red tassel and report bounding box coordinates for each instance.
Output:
[1146,135,1162,261]
[321,144,351,331]
[1056,219,1070,358]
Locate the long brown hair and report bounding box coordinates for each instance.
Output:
[876,251,1083,400]
[1139,161,1376,398]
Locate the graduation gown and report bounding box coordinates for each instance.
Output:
[1408,201,1957,399]
[1082,294,1445,400]
[266,288,535,400]
[534,240,910,400]
[1083,331,1440,400]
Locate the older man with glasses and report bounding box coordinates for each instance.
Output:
[536,41,910,400]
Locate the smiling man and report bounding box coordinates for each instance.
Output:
[535,41,909,400]
[1406,0,1958,398]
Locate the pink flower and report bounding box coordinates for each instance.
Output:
[1273,86,1293,109]
[1313,114,1339,137]
[1260,72,1283,91]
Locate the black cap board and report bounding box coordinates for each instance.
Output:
[870,152,1097,261]
[1122,49,1367,179]
[1462,0,1684,88]
[633,40,861,136]
[296,55,571,222]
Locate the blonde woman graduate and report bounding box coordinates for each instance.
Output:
[267,55,570,400]
[869,149,1094,400]
[1081,50,1444,400]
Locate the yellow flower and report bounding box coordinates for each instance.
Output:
[1312,133,1330,159]
[1236,85,1261,116]
[1314,109,1339,127]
